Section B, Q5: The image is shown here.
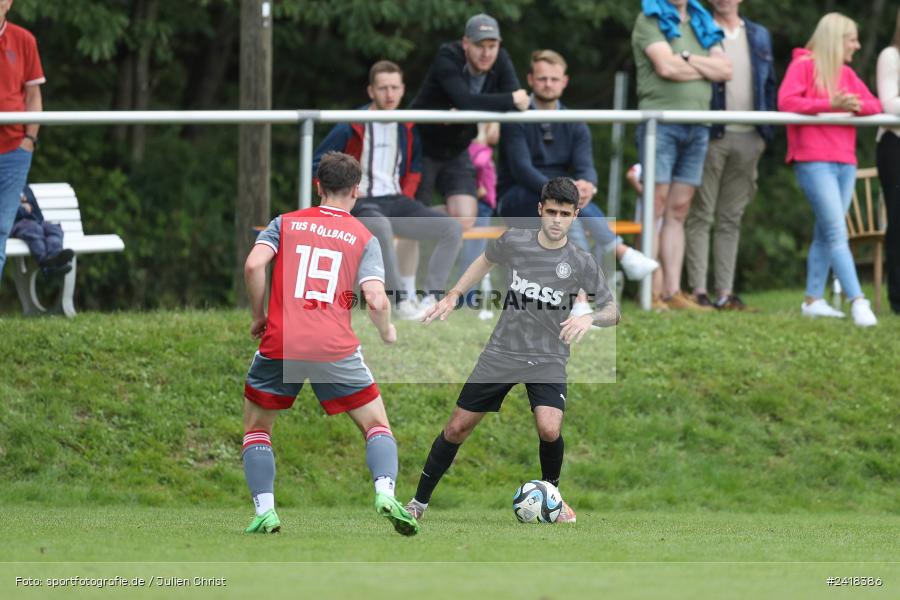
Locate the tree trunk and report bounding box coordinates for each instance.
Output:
[112,51,135,146]
[131,0,160,164]
[183,6,239,140]
[235,0,272,306]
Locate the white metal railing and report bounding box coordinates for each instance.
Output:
[3,108,898,310]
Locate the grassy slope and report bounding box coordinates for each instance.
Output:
[0,289,898,512]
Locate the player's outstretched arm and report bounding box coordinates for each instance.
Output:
[591,301,620,328]
[423,254,495,324]
[361,280,396,344]
[244,244,276,339]
[559,300,620,344]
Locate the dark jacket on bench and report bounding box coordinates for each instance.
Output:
[15,185,44,223]
[12,185,65,266]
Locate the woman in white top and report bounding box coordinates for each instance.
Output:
[876,9,900,314]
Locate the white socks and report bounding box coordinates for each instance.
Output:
[253,492,275,516]
[374,476,396,497]
[400,276,416,302]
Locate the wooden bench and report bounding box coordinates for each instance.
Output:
[5,183,125,317]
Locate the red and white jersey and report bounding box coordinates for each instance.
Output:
[255,205,385,361]
[0,21,45,153]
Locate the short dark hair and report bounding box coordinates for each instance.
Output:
[316,152,362,196]
[540,177,579,207]
[369,60,403,85]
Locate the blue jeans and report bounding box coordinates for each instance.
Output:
[457,199,494,284]
[568,201,622,260]
[794,161,862,300]
[0,147,34,279]
[636,123,710,187]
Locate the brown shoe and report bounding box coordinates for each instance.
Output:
[665,291,714,312]
[651,294,671,312]
[693,293,714,308]
[715,294,759,312]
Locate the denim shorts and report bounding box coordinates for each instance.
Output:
[636,123,710,187]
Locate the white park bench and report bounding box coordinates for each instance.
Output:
[5,183,125,317]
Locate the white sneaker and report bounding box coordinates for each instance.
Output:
[418,295,437,310]
[395,299,427,321]
[850,298,877,327]
[801,299,845,318]
[405,498,427,520]
[619,247,659,281]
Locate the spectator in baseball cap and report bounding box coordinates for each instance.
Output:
[465,13,502,43]
[408,12,528,236]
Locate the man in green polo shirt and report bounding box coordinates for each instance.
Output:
[631,0,731,312]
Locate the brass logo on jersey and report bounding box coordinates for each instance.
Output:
[510,269,565,306]
[555,262,572,279]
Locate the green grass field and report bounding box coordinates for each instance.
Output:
[1,288,898,599]
[3,507,898,599]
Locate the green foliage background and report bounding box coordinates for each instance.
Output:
[1,0,895,309]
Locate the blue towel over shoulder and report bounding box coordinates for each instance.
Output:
[641,0,723,50]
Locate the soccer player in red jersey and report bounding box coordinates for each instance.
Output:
[240,152,418,536]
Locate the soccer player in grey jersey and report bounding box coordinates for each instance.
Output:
[406,177,620,523]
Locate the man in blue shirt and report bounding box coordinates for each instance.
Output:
[497,49,658,282]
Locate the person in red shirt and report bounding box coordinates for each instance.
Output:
[0,0,45,281]
[239,152,418,536]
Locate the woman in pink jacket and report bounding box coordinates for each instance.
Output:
[778,13,881,327]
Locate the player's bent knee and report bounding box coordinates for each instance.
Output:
[539,429,561,442]
[443,422,474,444]
[243,398,277,433]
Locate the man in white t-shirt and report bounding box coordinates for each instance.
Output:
[313,61,463,319]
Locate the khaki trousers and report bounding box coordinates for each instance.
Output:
[686,131,765,294]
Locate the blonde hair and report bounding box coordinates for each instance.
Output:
[530,49,567,73]
[805,13,857,96]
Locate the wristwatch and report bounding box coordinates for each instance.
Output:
[680,50,692,62]
[24,134,37,147]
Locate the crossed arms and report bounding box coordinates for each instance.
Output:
[645,42,732,83]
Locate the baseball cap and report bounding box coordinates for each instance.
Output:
[465,14,501,43]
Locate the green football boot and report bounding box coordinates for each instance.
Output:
[244,509,281,534]
[375,493,419,536]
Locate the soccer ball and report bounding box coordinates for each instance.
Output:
[512,480,563,523]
